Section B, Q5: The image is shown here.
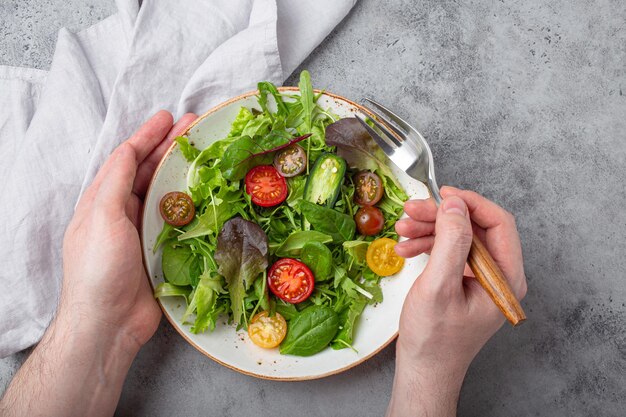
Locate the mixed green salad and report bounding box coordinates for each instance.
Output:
[154,71,408,356]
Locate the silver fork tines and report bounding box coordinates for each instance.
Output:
[356,100,441,205]
[354,114,397,154]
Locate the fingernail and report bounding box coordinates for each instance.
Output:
[393,241,407,256]
[442,196,466,216]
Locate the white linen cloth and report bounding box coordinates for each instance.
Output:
[0,0,355,357]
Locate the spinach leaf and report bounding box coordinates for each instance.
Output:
[280,305,340,356]
[299,200,356,242]
[301,241,332,281]
[220,134,284,181]
[175,136,200,162]
[162,243,201,286]
[220,131,309,181]
[274,230,332,257]
[214,218,268,326]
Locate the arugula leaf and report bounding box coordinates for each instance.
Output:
[343,240,369,267]
[274,230,332,257]
[299,200,356,242]
[331,296,367,350]
[361,281,383,304]
[258,81,288,118]
[177,190,242,240]
[175,136,201,162]
[153,223,175,253]
[299,70,315,172]
[280,305,340,356]
[161,243,202,286]
[299,70,314,133]
[214,218,268,326]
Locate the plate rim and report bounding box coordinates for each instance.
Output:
[141,87,402,381]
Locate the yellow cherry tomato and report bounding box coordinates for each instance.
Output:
[247,311,287,349]
[366,237,405,276]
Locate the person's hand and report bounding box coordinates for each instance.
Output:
[60,110,198,352]
[387,186,527,417]
[1,111,198,417]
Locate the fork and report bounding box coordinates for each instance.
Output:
[355,99,526,326]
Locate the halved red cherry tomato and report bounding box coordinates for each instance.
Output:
[274,145,307,177]
[159,192,195,227]
[354,171,384,206]
[248,311,287,348]
[268,258,315,304]
[355,206,385,236]
[244,165,288,207]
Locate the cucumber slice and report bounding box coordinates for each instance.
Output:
[304,153,347,207]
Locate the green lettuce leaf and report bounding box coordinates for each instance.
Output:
[189,272,227,333]
[175,136,201,162]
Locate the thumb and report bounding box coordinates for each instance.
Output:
[423,195,473,293]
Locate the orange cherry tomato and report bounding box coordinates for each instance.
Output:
[366,238,405,276]
[247,311,287,349]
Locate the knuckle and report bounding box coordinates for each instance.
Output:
[445,221,473,246]
[115,141,132,156]
[504,210,516,226]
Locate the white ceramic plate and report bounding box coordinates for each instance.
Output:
[141,88,430,380]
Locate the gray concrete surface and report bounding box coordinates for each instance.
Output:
[2,0,625,416]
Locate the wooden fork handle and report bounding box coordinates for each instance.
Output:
[467,234,526,326]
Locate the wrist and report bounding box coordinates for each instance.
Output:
[1,303,139,417]
[395,335,470,381]
[387,339,468,417]
[55,297,144,357]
